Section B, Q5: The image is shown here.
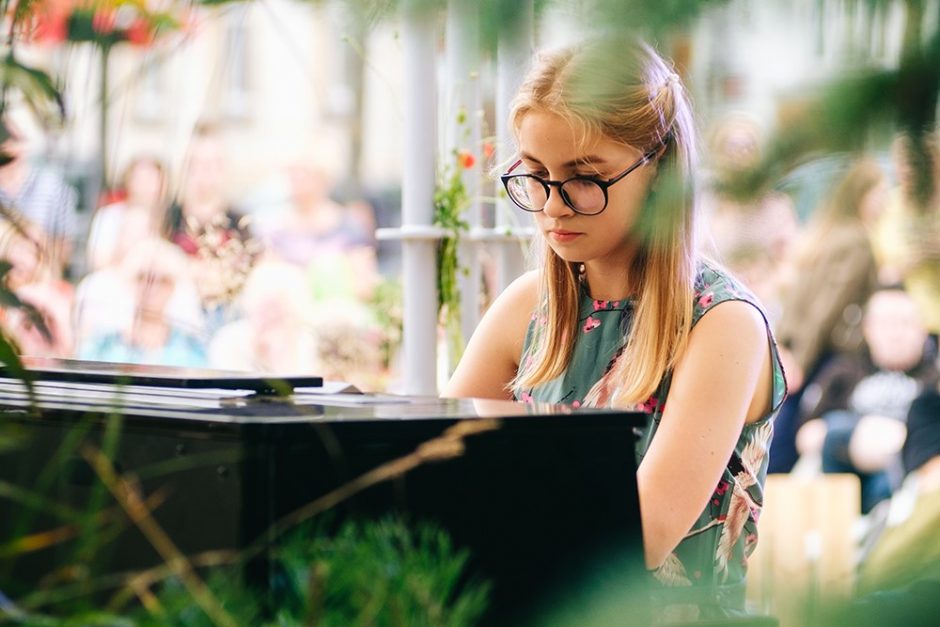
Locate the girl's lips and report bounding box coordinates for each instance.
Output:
[548,230,582,243]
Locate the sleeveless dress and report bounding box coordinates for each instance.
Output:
[515,261,787,619]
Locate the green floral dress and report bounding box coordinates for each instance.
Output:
[515,261,787,618]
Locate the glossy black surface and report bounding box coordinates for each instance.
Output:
[5,356,323,395]
[0,367,649,623]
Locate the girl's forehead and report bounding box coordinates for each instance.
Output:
[519,110,588,144]
[518,111,634,162]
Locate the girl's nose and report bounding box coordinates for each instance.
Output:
[542,185,575,218]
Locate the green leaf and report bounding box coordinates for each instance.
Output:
[0,54,66,125]
[11,0,45,30]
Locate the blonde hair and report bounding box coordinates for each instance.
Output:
[795,158,884,268]
[510,38,698,407]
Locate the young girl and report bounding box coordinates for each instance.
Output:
[443,39,786,617]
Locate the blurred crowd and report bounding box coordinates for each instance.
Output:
[702,115,940,596]
[0,103,939,599]
[0,119,391,391]
[2,109,940,484]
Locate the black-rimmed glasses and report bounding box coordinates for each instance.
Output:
[500,147,659,216]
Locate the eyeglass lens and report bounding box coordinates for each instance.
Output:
[506,176,607,214]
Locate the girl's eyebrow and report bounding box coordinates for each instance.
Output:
[564,155,609,168]
[519,152,610,168]
[519,151,543,164]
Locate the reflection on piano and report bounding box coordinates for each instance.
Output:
[0,359,649,623]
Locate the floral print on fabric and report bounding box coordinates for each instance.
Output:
[515,261,787,616]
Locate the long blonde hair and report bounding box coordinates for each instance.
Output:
[510,39,698,407]
[795,158,884,268]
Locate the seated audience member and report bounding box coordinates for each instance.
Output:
[265,162,377,303]
[73,255,202,352]
[772,158,888,473]
[208,261,319,374]
[873,132,940,344]
[79,238,206,368]
[86,155,168,272]
[0,219,65,289]
[0,220,74,356]
[856,390,940,595]
[164,123,260,332]
[0,116,79,275]
[702,114,800,266]
[1,281,74,358]
[796,287,939,512]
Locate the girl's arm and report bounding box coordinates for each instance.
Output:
[442,270,540,400]
[638,299,774,568]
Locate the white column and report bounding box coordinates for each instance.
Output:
[494,1,535,293]
[400,1,438,395]
[445,0,483,352]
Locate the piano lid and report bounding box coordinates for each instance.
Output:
[0,359,646,428]
[4,357,323,395]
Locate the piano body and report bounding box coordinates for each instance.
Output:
[0,359,649,623]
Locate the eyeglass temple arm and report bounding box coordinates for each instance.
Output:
[503,159,523,175]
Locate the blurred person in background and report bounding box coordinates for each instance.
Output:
[874,131,940,346]
[1,282,74,358]
[165,123,260,334]
[75,154,201,346]
[208,259,385,390]
[0,220,74,357]
[208,260,319,374]
[0,115,79,277]
[702,114,800,270]
[79,237,206,367]
[770,158,888,472]
[836,390,940,627]
[86,155,168,272]
[856,388,940,595]
[794,287,937,512]
[264,162,377,304]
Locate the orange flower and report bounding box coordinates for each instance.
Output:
[126,18,154,46]
[32,12,68,43]
[482,142,495,159]
[457,150,475,170]
[92,9,116,35]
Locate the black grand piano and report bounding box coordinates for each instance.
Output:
[0,359,649,623]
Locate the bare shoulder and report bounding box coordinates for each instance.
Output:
[680,299,773,423]
[480,269,541,362]
[693,298,767,342]
[684,299,769,373]
[495,269,540,314]
[441,269,541,400]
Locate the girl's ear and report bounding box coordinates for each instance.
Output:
[647,140,671,178]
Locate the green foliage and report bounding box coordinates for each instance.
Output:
[130,574,263,627]
[9,0,44,29]
[368,276,404,370]
[272,518,490,627]
[715,68,900,202]
[718,0,940,206]
[0,54,64,127]
[434,145,471,367]
[0,409,488,624]
[587,0,730,40]
[122,518,489,626]
[0,260,39,406]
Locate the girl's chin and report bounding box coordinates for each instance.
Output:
[544,238,579,256]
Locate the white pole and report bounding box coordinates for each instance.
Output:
[446,0,483,352]
[401,1,438,396]
[495,1,535,293]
